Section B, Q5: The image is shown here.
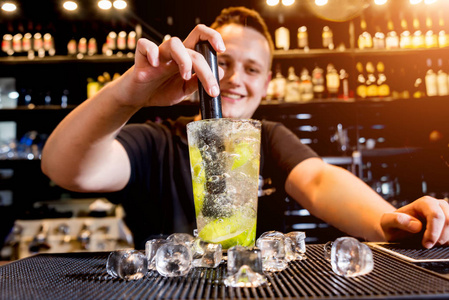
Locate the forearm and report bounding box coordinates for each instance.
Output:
[41,76,140,192]
[286,158,396,242]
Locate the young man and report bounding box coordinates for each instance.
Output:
[42,7,449,249]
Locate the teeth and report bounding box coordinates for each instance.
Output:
[222,93,242,100]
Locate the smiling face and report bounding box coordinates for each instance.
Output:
[216,24,272,119]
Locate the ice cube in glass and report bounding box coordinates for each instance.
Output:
[106,249,148,280]
[155,242,192,277]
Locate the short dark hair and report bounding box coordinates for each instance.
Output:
[211,6,274,66]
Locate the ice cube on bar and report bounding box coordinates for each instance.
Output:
[155,242,192,277]
[224,245,266,287]
[106,250,148,280]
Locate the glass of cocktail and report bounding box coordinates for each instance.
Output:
[187,118,261,249]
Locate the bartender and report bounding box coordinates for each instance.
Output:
[41,7,449,249]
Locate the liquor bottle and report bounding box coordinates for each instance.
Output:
[2,34,13,56]
[386,20,399,49]
[365,62,378,98]
[412,64,426,98]
[339,69,350,100]
[297,26,309,50]
[275,26,290,50]
[33,33,44,58]
[43,33,55,56]
[299,68,314,102]
[322,26,334,50]
[78,37,87,57]
[425,58,438,97]
[436,58,449,96]
[285,66,301,102]
[117,31,127,56]
[373,27,385,49]
[425,16,438,48]
[412,16,425,48]
[87,38,97,56]
[326,63,340,99]
[67,38,77,56]
[438,11,449,48]
[127,30,137,56]
[358,18,372,50]
[376,62,390,98]
[312,65,325,99]
[272,64,286,101]
[355,62,367,100]
[106,31,117,54]
[399,17,412,49]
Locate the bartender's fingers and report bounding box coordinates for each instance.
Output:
[381,212,422,239]
[135,38,159,68]
[422,199,449,248]
[188,49,220,97]
[158,37,193,80]
[184,24,226,53]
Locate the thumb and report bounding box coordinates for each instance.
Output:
[383,212,422,233]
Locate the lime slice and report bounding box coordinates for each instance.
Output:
[231,142,253,170]
[198,214,256,249]
[189,146,206,215]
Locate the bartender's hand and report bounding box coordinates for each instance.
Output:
[380,196,449,248]
[115,24,225,108]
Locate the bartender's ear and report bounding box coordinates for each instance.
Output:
[261,71,272,98]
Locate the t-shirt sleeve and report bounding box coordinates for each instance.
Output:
[106,123,160,204]
[263,121,320,175]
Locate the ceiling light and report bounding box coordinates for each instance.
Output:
[63,1,78,11]
[1,2,17,12]
[282,0,295,6]
[267,0,280,6]
[424,0,437,4]
[113,0,127,9]
[409,0,422,4]
[98,0,112,10]
[315,0,328,6]
[374,0,388,4]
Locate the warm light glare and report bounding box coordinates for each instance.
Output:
[424,0,437,4]
[410,0,422,4]
[63,1,78,11]
[113,0,127,9]
[266,0,279,6]
[1,2,17,12]
[315,0,328,6]
[282,0,295,6]
[98,0,112,10]
[374,0,388,5]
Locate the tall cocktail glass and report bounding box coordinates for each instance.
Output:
[187,118,261,249]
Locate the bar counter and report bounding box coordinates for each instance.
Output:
[2,244,449,299]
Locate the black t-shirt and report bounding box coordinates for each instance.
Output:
[108,116,319,249]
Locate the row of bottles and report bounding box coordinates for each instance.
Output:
[358,13,449,50]
[355,58,449,100]
[1,21,141,59]
[274,25,337,51]
[67,30,138,59]
[87,72,122,99]
[1,33,55,58]
[266,63,351,102]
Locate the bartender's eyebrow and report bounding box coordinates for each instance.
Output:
[218,54,264,69]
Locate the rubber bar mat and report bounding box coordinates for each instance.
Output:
[370,242,449,262]
[1,244,449,299]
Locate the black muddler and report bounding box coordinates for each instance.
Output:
[195,41,223,120]
[195,41,228,217]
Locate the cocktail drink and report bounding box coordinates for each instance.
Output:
[187,118,261,249]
